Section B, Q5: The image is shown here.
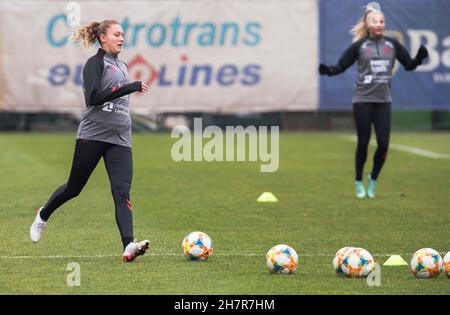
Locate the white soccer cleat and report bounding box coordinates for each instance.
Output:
[355,180,366,199]
[30,207,47,243]
[122,239,150,262]
[367,175,377,198]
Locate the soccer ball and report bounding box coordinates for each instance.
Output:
[332,246,355,276]
[181,231,214,261]
[341,247,374,278]
[443,251,450,278]
[410,248,442,278]
[266,244,298,274]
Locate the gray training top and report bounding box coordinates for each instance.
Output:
[326,36,423,103]
[77,48,142,147]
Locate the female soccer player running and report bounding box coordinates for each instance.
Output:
[30,20,150,262]
[319,2,428,198]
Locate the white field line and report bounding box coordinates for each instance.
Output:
[0,253,417,260]
[344,136,450,160]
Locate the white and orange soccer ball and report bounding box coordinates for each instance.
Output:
[332,246,355,276]
[340,247,374,278]
[181,231,214,261]
[410,248,442,278]
[443,251,450,278]
[266,244,298,274]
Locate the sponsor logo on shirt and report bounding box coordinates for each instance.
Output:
[102,102,114,112]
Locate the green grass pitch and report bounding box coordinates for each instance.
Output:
[0,132,448,294]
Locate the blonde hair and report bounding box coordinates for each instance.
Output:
[350,8,382,42]
[70,20,119,48]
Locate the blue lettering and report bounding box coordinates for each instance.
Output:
[170,17,182,47]
[198,23,215,47]
[121,18,131,48]
[177,65,187,86]
[217,65,238,86]
[47,14,68,47]
[190,65,212,85]
[241,64,261,85]
[182,22,197,46]
[158,66,172,86]
[243,22,261,46]
[47,61,261,88]
[74,64,83,85]
[220,23,239,46]
[41,16,262,48]
[48,64,70,85]
[132,23,146,47]
[147,23,166,47]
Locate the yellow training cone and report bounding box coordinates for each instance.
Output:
[257,192,278,202]
[383,255,408,266]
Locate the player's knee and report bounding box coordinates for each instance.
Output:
[111,185,130,200]
[66,187,82,199]
[377,144,389,160]
[357,138,370,148]
[378,142,389,154]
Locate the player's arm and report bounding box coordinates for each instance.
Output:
[319,40,362,76]
[391,38,428,71]
[83,58,142,106]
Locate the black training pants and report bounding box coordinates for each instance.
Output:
[353,102,391,181]
[40,139,133,248]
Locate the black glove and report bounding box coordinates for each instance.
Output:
[319,64,331,76]
[416,44,428,62]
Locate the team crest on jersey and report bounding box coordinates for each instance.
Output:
[383,42,394,54]
[108,65,118,73]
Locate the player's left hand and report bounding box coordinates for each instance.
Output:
[141,82,150,93]
[319,64,331,76]
[416,44,428,61]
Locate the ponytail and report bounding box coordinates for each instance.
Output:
[70,20,119,48]
[70,21,100,48]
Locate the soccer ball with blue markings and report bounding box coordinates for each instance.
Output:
[332,246,355,276]
[410,248,442,278]
[340,247,374,278]
[181,231,214,261]
[266,244,298,274]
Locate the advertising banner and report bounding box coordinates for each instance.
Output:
[0,0,319,113]
[319,0,450,110]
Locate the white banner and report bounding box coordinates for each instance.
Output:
[0,0,318,113]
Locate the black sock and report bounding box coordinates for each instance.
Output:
[122,237,134,250]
